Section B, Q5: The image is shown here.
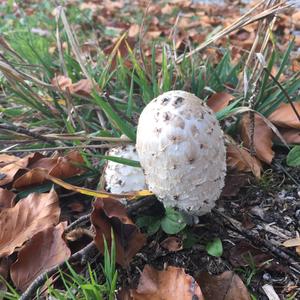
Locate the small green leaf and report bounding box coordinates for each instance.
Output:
[161,207,186,234]
[136,216,161,235]
[206,238,223,257]
[287,146,300,167]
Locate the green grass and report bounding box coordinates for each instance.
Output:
[0,1,300,296]
[0,232,117,300]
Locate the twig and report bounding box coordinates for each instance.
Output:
[0,143,118,153]
[20,242,97,300]
[213,209,300,274]
[0,124,55,143]
[64,214,91,234]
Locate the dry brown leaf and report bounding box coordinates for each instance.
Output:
[282,237,300,248]
[240,113,274,164]
[229,240,272,269]
[91,197,146,267]
[161,4,173,15]
[278,128,300,144]
[128,24,140,38]
[71,79,93,97]
[0,154,19,167]
[49,150,85,178]
[226,144,262,178]
[197,271,251,300]
[13,151,85,189]
[160,237,183,252]
[206,92,235,113]
[0,153,43,186]
[10,222,70,292]
[103,38,135,71]
[292,11,300,29]
[0,189,60,257]
[51,75,73,92]
[268,102,300,129]
[130,265,204,300]
[0,188,15,211]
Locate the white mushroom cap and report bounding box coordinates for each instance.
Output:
[136,90,226,215]
[104,145,147,194]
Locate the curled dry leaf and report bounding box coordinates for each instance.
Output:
[160,237,183,252]
[226,144,262,178]
[228,240,272,269]
[0,154,18,167]
[283,237,300,256]
[51,75,73,91]
[0,189,60,257]
[128,24,140,38]
[278,128,300,144]
[0,153,43,186]
[131,265,204,300]
[197,271,251,300]
[240,113,274,164]
[71,79,93,97]
[206,92,235,113]
[0,188,15,211]
[13,150,85,189]
[10,222,71,292]
[268,102,300,129]
[91,197,146,267]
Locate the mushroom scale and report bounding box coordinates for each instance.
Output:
[136,90,226,215]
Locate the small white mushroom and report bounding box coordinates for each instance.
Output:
[136,90,226,215]
[104,145,147,194]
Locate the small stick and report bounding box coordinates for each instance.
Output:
[64,214,91,234]
[0,124,55,143]
[213,209,300,274]
[19,242,97,300]
[0,143,119,154]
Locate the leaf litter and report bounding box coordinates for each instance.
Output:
[0,0,300,299]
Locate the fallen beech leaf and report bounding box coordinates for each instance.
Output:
[13,151,85,189]
[278,127,300,144]
[282,237,300,248]
[228,240,272,269]
[161,4,173,15]
[0,153,43,186]
[198,271,251,300]
[131,265,204,300]
[51,75,73,92]
[292,11,300,29]
[207,92,235,113]
[240,113,274,164]
[268,102,300,129]
[128,24,140,38]
[71,79,93,97]
[160,237,183,252]
[0,154,18,167]
[10,222,70,292]
[0,189,60,257]
[91,197,146,267]
[0,188,15,211]
[103,35,134,71]
[226,144,262,178]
